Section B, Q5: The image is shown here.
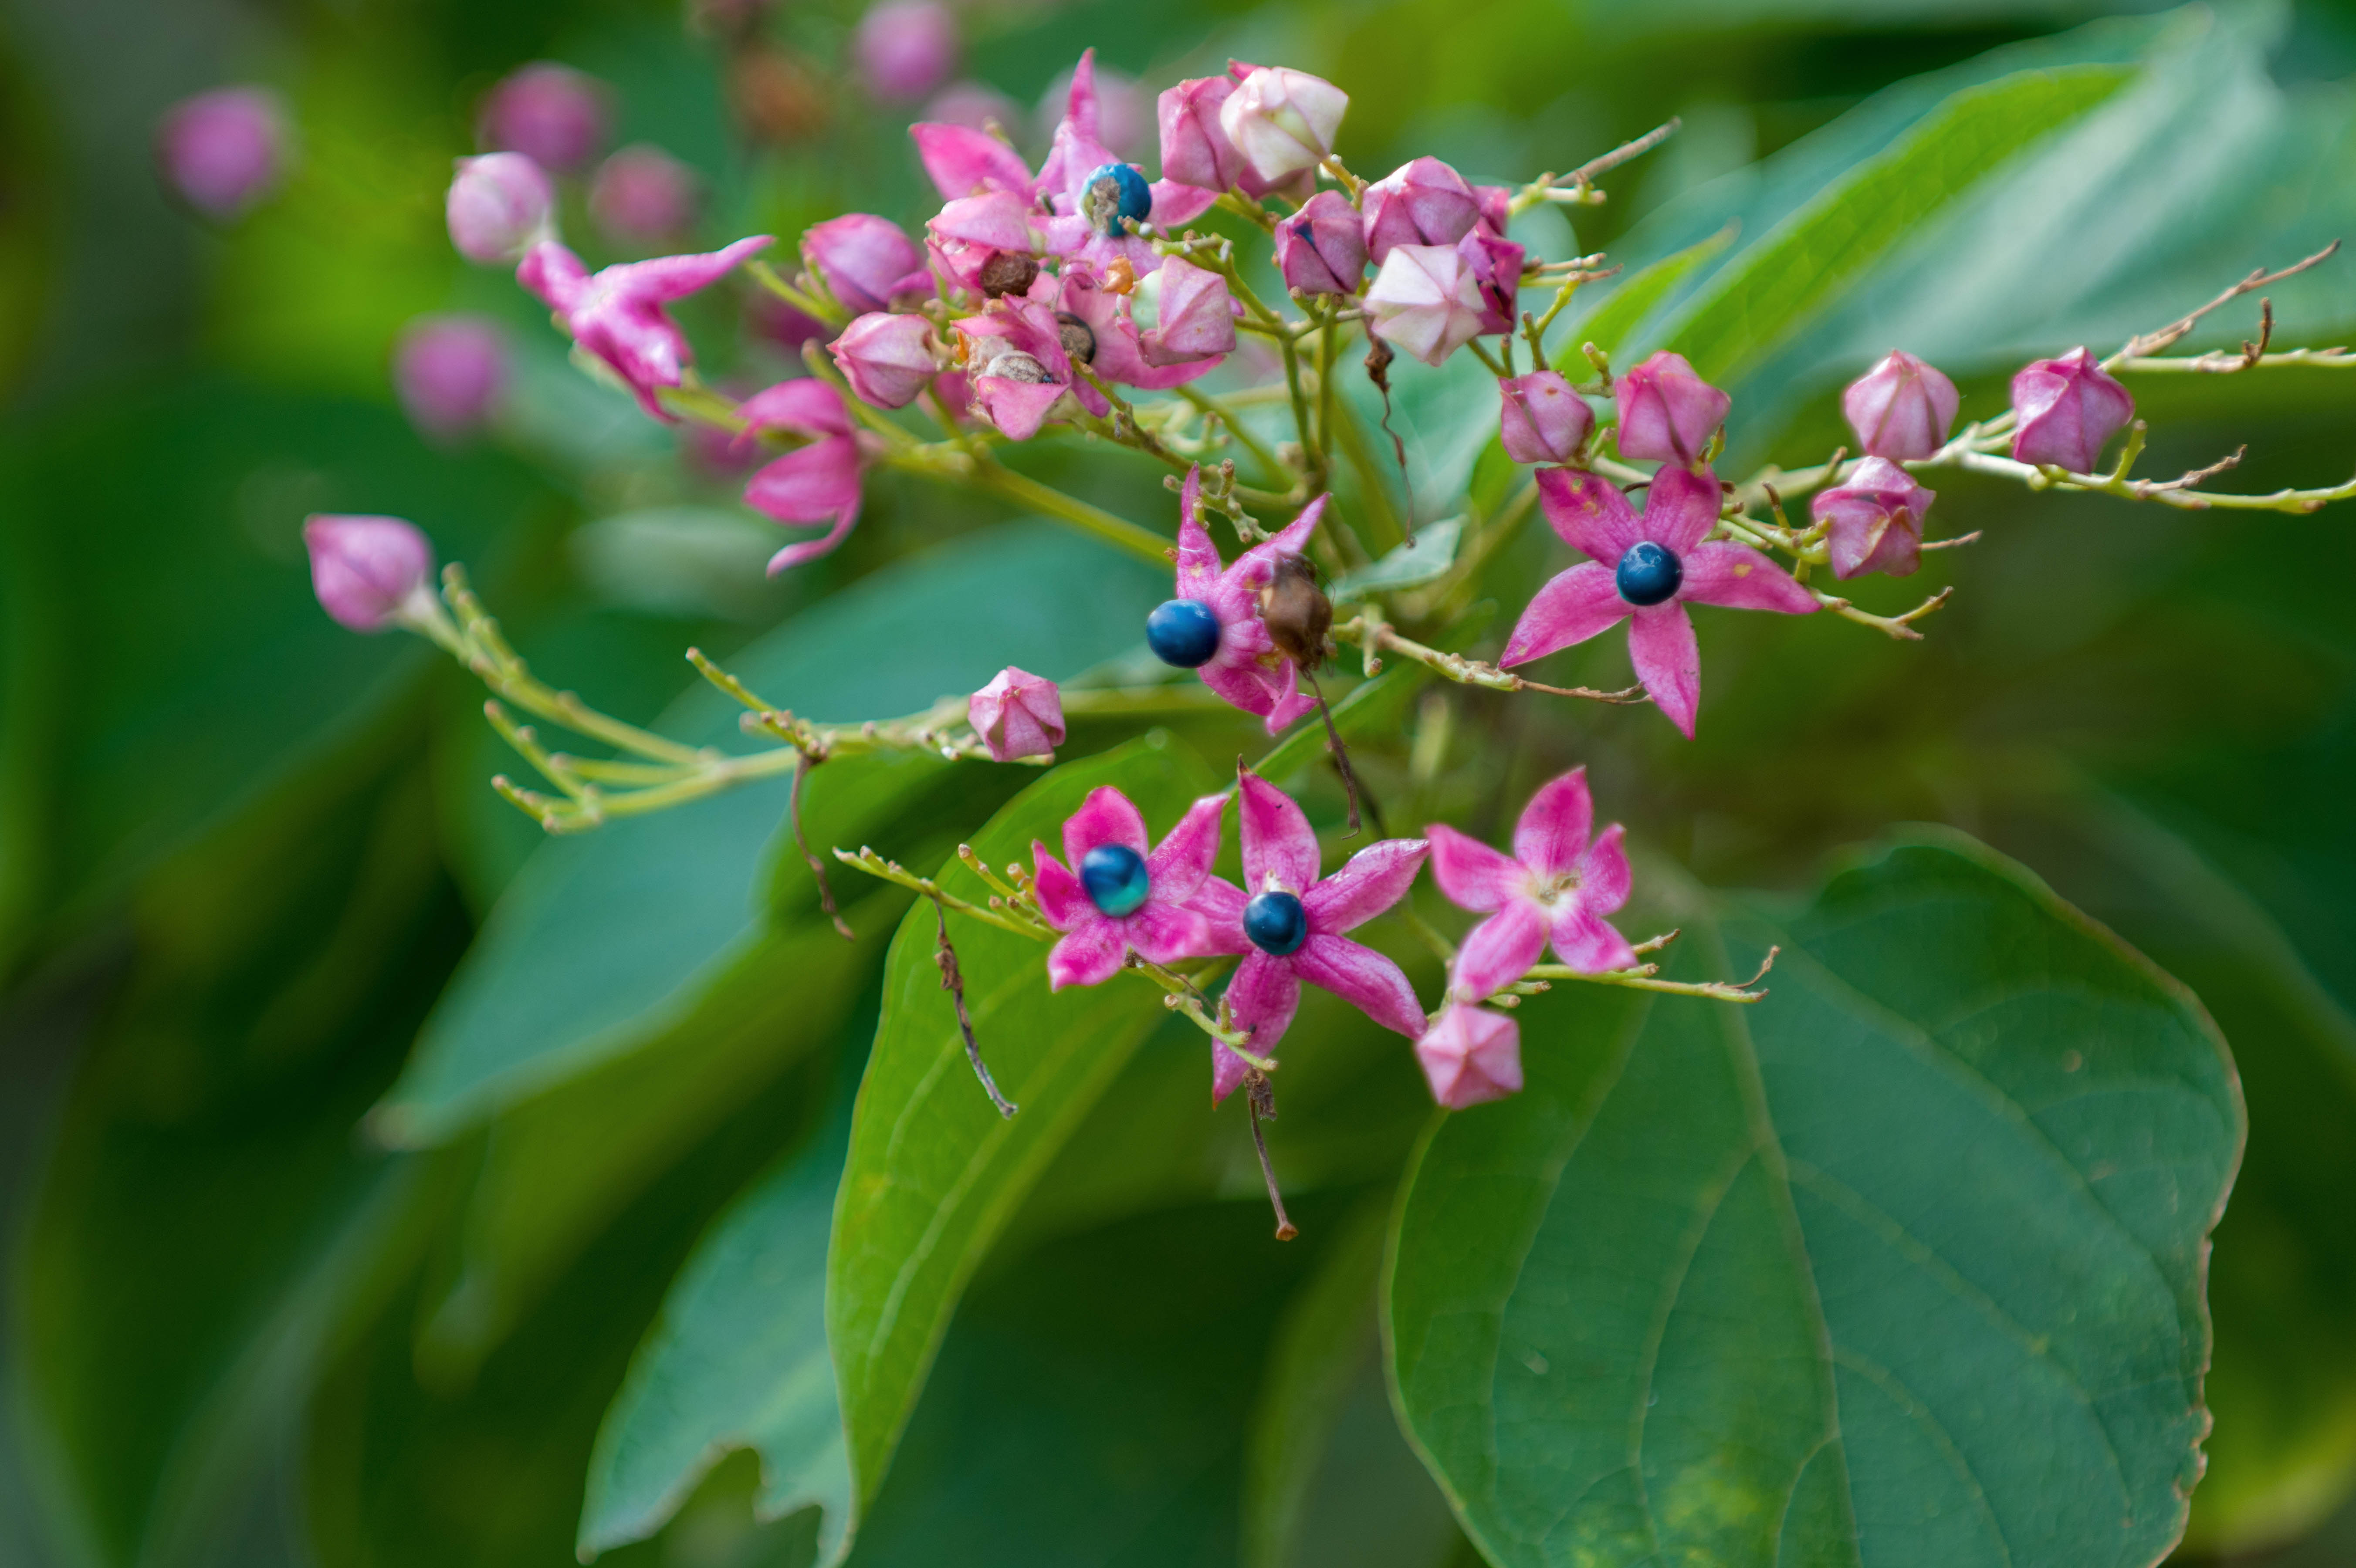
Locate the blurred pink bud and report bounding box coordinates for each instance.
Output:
[1141,258,1236,367]
[1498,371,1593,465]
[1039,63,1144,159]
[1216,66,1346,184]
[854,1,957,103]
[924,80,1020,135]
[590,145,700,246]
[1362,155,1480,265]
[393,315,509,442]
[830,311,938,408]
[1458,229,1523,335]
[480,63,609,174]
[1274,189,1365,296]
[803,213,925,315]
[1365,243,1485,368]
[1475,184,1512,235]
[1842,349,1958,461]
[1416,1004,1523,1108]
[447,153,555,263]
[303,515,433,632]
[155,87,288,220]
[969,666,1065,761]
[1614,350,1730,466]
[1157,75,1245,192]
[2010,346,2133,473]
[1811,456,1934,580]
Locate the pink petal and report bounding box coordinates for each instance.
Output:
[602,235,774,303]
[1187,875,1252,956]
[1678,541,1817,615]
[735,378,852,440]
[1225,950,1303,1053]
[1576,822,1632,916]
[765,512,860,574]
[1425,824,1518,913]
[1197,656,1275,719]
[971,377,1068,442]
[1548,906,1637,974]
[1535,466,1643,561]
[1451,899,1547,1001]
[1640,463,1721,553]
[1511,768,1594,880]
[1238,772,1320,895]
[1232,493,1328,583]
[1127,898,1215,965]
[1498,562,1628,667]
[1416,1004,1523,1108]
[1030,843,1087,929]
[928,191,1043,253]
[1210,1041,1255,1105]
[1260,669,1319,734]
[516,241,592,311]
[1304,838,1428,933]
[911,121,1035,200]
[1627,604,1700,738]
[1174,465,1224,600]
[743,436,861,527]
[1147,794,1229,902]
[1294,934,1426,1037]
[1047,919,1126,989]
[1062,785,1148,869]
[1149,179,1220,228]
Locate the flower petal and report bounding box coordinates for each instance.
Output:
[734,378,852,440]
[1128,898,1215,965]
[1150,179,1220,228]
[1303,838,1428,933]
[743,436,861,527]
[1210,1041,1256,1106]
[1535,466,1643,561]
[1640,462,1721,553]
[1047,920,1126,989]
[1678,541,1818,615]
[1146,793,1229,901]
[1238,772,1319,895]
[1452,899,1547,1001]
[1627,603,1699,738]
[1425,824,1518,913]
[1416,1004,1523,1108]
[911,121,1035,201]
[1187,875,1252,956]
[1228,493,1329,594]
[1030,842,1087,930]
[1062,785,1148,870]
[1174,464,1224,600]
[1511,767,1593,880]
[602,236,775,303]
[970,377,1068,442]
[1576,822,1632,917]
[765,512,860,575]
[1225,949,1302,1054]
[1294,934,1425,1037]
[1549,906,1638,974]
[1498,562,1628,668]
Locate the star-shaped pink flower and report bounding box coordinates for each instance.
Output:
[1500,465,1815,737]
[1190,773,1428,1102]
[1031,786,1224,990]
[1170,466,1324,733]
[517,235,772,419]
[1426,767,1636,1002]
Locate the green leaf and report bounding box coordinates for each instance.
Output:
[1332,519,1465,603]
[828,733,1221,1529]
[1387,833,2241,1568]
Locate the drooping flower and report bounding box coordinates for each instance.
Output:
[1189,772,1429,1100]
[1274,189,1367,296]
[589,145,699,247]
[446,153,555,264]
[1032,787,1224,987]
[969,667,1065,761]
[1217,66,1347,184]
[1415,1004,1523,1108]
[2010,346,2134,473]
[1427,767,1635,1002]
[734,380,865,572]
[853,0,958,103]
[1842,349,1958,461]
[1364,243,1486,368]
[479,63,609,174]
[1146,466,1323,733]
[517,235,773,419]
[1811,457,1935,580]
[155,87,288,220]
[1500,466,1815,736]
[393,315,509,443]
[303,515,434,632]
[1614,350,1730,467]
[1361,155,1482,265]
[831,311,940,409]
[1138,257,1237,367]
[802,213,928,315]
[1498,371,1594,465]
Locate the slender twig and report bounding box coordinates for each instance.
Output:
[795,751,855,940]
[935,899,1016,1117]
[1334,616,1648,703]
[1244,1071,1298,1242]
[2110,242,2339,361]
[1511,118,1682,213]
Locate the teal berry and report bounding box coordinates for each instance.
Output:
[1615,540,1682,606]
[1080,842,1151,917]
[1147,598,1222,667]
[1243,890,1309,956]
[1081,161,1153,236]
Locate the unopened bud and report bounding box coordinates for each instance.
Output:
[803,213,926,314]
[303,515,434,632]
[1497,371,1594,465]
[1811,457,1935,580]
[1842,349,1958,461]
[854,0,958,103]
[479,63,609,173]
[1216,66,1346,184]
[830,311,938,408]
[155,87,288,221]
[2009,347,2134,473]
[1365,243,1485,368]
[446,152,555,263]
[970,667,1066,761]
[1361,155,1480,265]
[1614,351,1730,467]
[393,316,509,443]
[1275,189,1366,296]
[590,145,699,247]
[1139,257,1236,367]
[1416,1004,1522,1108]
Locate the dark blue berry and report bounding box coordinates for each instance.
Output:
[1244,890,1309,957]
[1080,843,1151,918]
[1615,541,1682,606]
[1147,598,1222,668]
[1081,162,1153,236]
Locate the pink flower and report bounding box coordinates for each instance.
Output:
[969,667,1065,761]
[1032,787,1225,988]
[518,234,772,419]
[735,380,864,573]
[1812,456,1934,580]
[303,515,434,632]
[1498,371,1593,465]
[924,190,1051,297]
[590,145,700,247]
[1365,243,1486,368]
[1188,773,1428,1100]
[447,153,554,264]
[393,315,509,442]
[1458,228,1524,336]
[1140,257,1236,367]
[155,87,288,220]
[1166,466,1324,733]
[1217,66,1347,184]
[1158,72,1249,194]
[802,213,927,315]
[909,121,1035,201]
[1614,350,1730,467]
[1049,270,1216,394]
[953,297,1104,440]
[1415,1004,1522,1108]
[831,311,939,409]
[2010,346,2134,473]
[1427,767,1635,1001]
[1500,466,1815,737]
[1361,156,1482,266]
[1274,190,1366,296]
[854,0,958,103]
[1842,349,1958,462]
[479,63,609,174]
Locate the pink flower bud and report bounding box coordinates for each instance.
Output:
[1497,371,1593,465]
[1415,1004,1523,1108]
[590,145,699,247]
[802,213,925,316]
[1841,349,1958,462]
[1274,189,1365,296]
[1811,456,1934,581]
[969,666,1066,761]
[1362,156,1481,265]
[854,0,957,104]
[923,81,1020,135]
[303,515,434,632]
[1140,258,1236,367]
[830,311,938,408]
[1613,351,1730,467]
[1365,243,1486,368]
[155,88,288,221]
[446,152,555,264]
[1216,66,1347,184]
[1458,228,1523,335]
[393,315,509,443]
[1157,75,1246,193]
[2009,346,2134,473]
[479,63,609,174]
[1474,184,1512,236]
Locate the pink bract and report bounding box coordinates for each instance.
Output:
[518,235,773,420]
[1032,787,1225,988]
[1171,466,1325,733]
[1426,767,1636,1001]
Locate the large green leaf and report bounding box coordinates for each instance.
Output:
[828,733,1221,1531]
[1387,833,2240,1568]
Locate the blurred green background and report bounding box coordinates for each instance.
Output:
[3,0,2356,1564]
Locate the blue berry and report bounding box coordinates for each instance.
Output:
[1081,162,1153,236]
[1244,890,1309,956]
[1615,540,1682,606]
[1147,598,1222,668]
[1080,843,1151,918]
